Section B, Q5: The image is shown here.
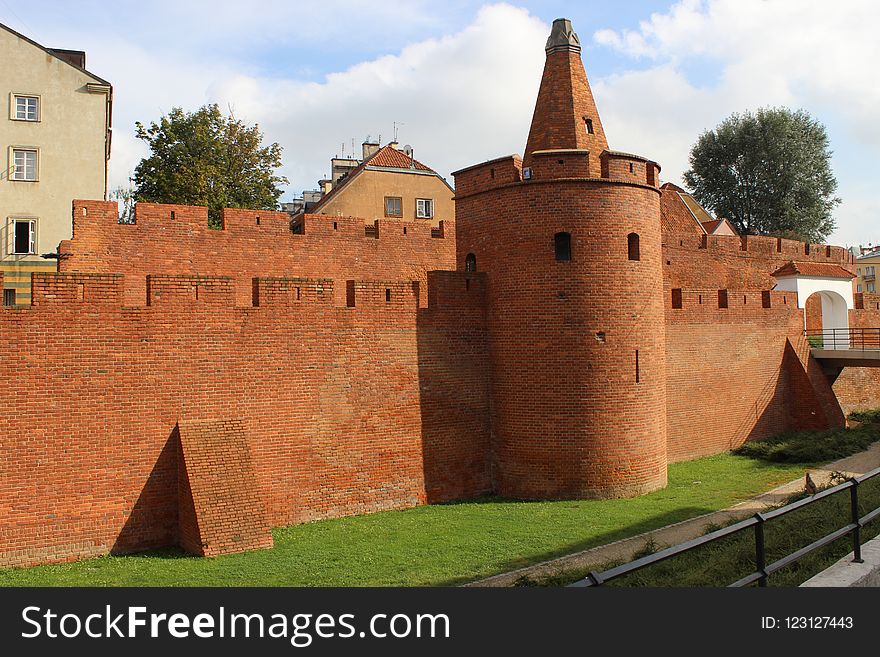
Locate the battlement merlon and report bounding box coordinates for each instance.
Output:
[663,231,854,267]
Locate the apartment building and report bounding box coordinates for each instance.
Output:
[1,22,112,304]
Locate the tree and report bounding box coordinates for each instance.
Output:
[132,104,287,228]
[109,182,135,224]
[683,107,840,243]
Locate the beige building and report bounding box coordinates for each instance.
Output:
[1,23,112,305]
[856,247,880,295]
[293,141,454,226]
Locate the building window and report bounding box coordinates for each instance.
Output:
[10,219,36,254]
[554,232,571,261]
[584,118,594,134]
[12,95,39,121]
[465,253,476,272]
[416,198,433,219]
[384,196,402,217]
[12,149,38,181]
[627,232,640,261]
[870,283,876,293]
[3,289,16,306]
[858,284,863,293]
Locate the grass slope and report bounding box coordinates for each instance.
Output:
[0,455,806,587]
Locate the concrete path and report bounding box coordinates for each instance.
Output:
[465,440,880,587]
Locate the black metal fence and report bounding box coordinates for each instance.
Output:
[569,466,880,587]
[805,327,880,350]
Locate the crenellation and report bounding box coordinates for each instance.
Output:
[31,272,124,305]
[146,274,235,306]
[252,277,333,307]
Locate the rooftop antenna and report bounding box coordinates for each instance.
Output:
[393,121,404,142]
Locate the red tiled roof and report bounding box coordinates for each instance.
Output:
[366,145,434,172]
[771,261,855,279]
[701,219,723,233]
[660,187,703,235]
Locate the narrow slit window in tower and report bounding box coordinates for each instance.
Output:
[635,350,640,383]
[584,118,594,134]
[627,232,640,261]
[465,253,477,272]
[554,232,571,261]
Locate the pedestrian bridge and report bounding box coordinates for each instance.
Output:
[808,328,880,369]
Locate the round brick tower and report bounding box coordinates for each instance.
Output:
[453,18,667,499]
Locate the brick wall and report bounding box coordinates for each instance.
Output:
[664,289,843,461]
[0,270,489,568]
[832,301,880,414]
[60,200,455,307]
[663,231,854,291]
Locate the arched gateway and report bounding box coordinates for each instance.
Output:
[772,261,855,349]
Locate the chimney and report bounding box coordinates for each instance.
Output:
[362,141,380,160]
[48,48,86,69]
[522,18,609,176]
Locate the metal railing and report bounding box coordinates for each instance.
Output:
[805,327,880,351]
[569,466,880,587]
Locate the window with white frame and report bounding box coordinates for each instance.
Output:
[9,219,36,255]
[11,149,38,181]
[13,95,39,121]
[416,198,433,218]
[870,282,876,293]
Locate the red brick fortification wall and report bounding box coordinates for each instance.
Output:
[0,271,489,568]
[833,297,880,414]
[664,289,845,461]
[60,201,456,307]
[455,168,667,499]
[663,232,854,290]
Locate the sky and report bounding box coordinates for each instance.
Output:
[2,0,878,247]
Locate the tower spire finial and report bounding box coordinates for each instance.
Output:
[546,18,580,53]
[523,18,609,176]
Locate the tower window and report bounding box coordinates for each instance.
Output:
[465,253,477,272]
[554,232,571,261]
[584,118,594,134]
[627,232,640,261]
[672,288,682,309]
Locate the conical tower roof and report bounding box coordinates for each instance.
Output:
[523,18,609,177]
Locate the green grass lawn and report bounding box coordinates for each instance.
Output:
[529,474,880,588]
[0,455,809,587]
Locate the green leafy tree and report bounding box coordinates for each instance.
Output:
[133,104,287,227]
[683,107,840,242]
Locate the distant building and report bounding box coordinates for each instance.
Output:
[0,22,112,305]
[856,246,880,294]
[289,141,454,225]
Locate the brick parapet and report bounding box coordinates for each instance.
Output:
[61,200,456,308]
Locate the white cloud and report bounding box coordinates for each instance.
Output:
[22,0,873,247]
[106,4,548,197]
[591,0,880,246]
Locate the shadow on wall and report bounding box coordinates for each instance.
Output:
[417,271,493,503]
[111,427,180,555]
[731,339,836,453]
